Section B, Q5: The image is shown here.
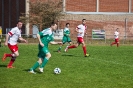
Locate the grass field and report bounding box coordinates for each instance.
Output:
[0,44,133,88]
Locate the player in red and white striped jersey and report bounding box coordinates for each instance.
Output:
[65,19,89,57]
[111,28,119,47]
[2,21,27,68]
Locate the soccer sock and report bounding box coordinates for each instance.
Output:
[30,62,40,70]
[5,54,12,57]
[7,58,16,66]
[40,57,48,68]
[68,45,76,49]
[5,54,15,58]
[58,46,61,51]
[82,46,87,56]
[111,42,117,45]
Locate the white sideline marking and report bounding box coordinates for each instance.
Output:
[89,57,133,68]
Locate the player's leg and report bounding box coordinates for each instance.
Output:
[111,39,117,46]
[39,52,51,72]
[38,47,51,72]
[116,39,119,47]
[7,51,19,68]
[80,38,89,57]
[2,44,17,61]
[29,58,42,74]
[64,43,78,52]
[58,37,66,52]
[58,42,64,52]
[65,38,79,52]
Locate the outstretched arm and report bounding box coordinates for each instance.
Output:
[19,37,27,43]
[50,41,62,45]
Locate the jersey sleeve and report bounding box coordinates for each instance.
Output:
[76,25,80,30]
[85,25,87,30]
[39,31,44,37]
[8,28,16,36]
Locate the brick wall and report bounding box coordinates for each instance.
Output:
[66,0,130,12]
[99,0,129,12]
[66,0,96,12]
[60,14,133,39]
[29,0,133,40]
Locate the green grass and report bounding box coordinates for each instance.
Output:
[0,44,133,88]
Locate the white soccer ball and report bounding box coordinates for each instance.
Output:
[54,68,61,74]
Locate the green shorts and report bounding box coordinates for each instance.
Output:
[62,36,71,44]
[38,45,49,59]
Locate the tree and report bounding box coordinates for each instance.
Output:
[20,0,64,31]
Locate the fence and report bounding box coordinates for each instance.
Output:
[0,34,133,45]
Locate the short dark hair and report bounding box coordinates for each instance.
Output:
[82,19,86,21]
[17,21,22,24]
[50,22,57,26]
[66,23,70,26]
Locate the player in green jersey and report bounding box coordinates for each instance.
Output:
[57,23,72,52]
[29,22,62,74]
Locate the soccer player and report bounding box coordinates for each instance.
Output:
[2,21,27,68]
[57,23,72,52]
[65,19,89,57]
[111,28,119,47]
[29,22,62,74]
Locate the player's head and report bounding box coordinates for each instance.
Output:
[116,28,119,31]
[82,19,86,25]
[50,22,57,30]
[66,23,70,27]
[17,21,23,29]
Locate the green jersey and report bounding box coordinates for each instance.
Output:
[62,27,71,44]
[63,27,70,37]
[39,28,54,48]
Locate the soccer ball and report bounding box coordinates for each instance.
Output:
[54,68,61,74]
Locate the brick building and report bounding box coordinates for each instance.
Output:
[0,0,133,39]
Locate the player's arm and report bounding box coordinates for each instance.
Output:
[75,27,82,34]
[64,32,70,36]
[37,33,44,47]
[85,26,87,35]
[5,29,15,46]
[50,41,62,45]
[19,37,27,43]
[4,34,10,46]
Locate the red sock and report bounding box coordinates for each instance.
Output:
[6,54,12,57]
[82,46,87,56]
[68,45,76,49]
[117,43,119,47]
[111,42,116,45]
[8,59,15,66]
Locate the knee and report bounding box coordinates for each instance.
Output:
[46,53,51,59]
[82,43,86,46]
[75,44,78,47]
[15,53,19,57]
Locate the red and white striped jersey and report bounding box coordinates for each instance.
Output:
[8,27,21,45]
[76,24,87,38]
[114,31,119,39]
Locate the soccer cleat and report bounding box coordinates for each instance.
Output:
[64,46,68,52]
[39,68,44,73]
[29,70,36,74]
[2,53,7,61]
[85,54,90,57]
[7,65,15,68]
